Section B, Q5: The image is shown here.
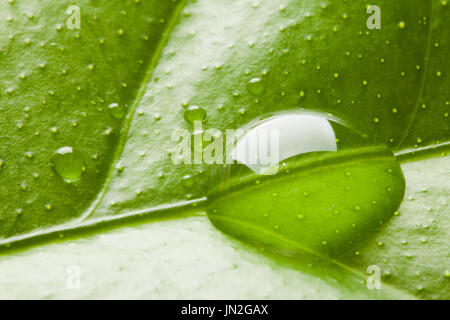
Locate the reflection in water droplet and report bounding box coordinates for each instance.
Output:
[246,77,264,95]
[207,111,405,258]
[232,113,338,175]
[108,103,127,120]
[51,147,85,182]
[184,105,206,123]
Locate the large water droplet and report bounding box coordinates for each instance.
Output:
[246,77,265,95]
[108,103,127,120]
[51,147,86,182]
[184,105,206,123]
[207,111,404,258]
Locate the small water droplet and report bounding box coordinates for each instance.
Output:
[246,77,264,95]
[181,174,195,187]
[184,105,206,123]
[51,147,85,182]
[108,103,127,120]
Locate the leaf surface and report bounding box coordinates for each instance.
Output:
[0,157,447,299]
[0,0,449,299]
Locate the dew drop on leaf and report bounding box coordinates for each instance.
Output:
[181,174,195,187]
[207,111,405,258]
[51,147,86,182]
[246,77,264,95]
[108,103,127,120]
[184,105,207,123]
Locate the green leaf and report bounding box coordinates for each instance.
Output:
[0,0,181,236]
[0,157,447,299]
[0,0,449,299]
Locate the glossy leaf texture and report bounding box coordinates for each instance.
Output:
[0,0,180,236]
[0,0,449,299]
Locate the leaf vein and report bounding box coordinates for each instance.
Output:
[395,0,435,150]
[79,0,189,222]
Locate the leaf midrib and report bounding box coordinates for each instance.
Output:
[395,0,434,150]
[0,139,446,252]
